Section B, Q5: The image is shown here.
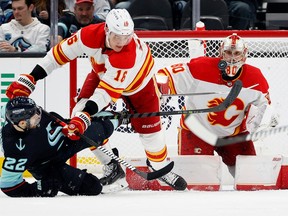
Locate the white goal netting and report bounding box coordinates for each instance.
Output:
[75,31,288,173]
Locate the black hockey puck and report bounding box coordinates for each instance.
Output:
[218,60,227,70]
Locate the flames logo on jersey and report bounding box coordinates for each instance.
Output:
[207,97,244,126]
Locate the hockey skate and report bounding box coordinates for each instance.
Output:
[147,159,187,191]
[100,148,128,193]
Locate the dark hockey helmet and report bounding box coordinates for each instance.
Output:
[6,97,40,124]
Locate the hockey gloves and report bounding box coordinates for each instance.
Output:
[34,178,60,197]
[62,111,91,140]
[6,74,36,99]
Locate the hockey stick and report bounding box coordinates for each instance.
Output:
[185,112,286,147]
[161,83,257,97]
[94,79,243,120]
[42,109,174,180]
[214,125,288,147]
[193,120,288,147]
[161,92,231,97]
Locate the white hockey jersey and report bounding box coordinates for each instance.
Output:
[38,22,157,112]
[157,56,270,138]
[0,18,50,52]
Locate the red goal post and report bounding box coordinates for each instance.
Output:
[69,30,288,173]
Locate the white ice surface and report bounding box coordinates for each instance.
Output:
[1,183,288,216]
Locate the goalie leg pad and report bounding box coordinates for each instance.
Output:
[216,137,256,166]
[178,128,214,155]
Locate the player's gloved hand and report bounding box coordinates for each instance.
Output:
[34,178,60,197]
[6,74,36,99]
[156,73,170,94]
[62,111,91,140]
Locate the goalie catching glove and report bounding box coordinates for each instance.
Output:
[6,74,36,99]
[62,111,91,140]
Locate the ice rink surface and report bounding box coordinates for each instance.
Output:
[1,187,288,216]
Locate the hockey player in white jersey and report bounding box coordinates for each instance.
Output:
[6,9,187,191]
[157,33,273,176]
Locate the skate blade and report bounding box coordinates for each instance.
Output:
[101,178,129,194]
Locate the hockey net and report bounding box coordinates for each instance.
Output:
[72,30,288,174]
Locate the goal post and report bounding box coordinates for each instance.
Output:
[68,30,288,173]
[69,59,78,168]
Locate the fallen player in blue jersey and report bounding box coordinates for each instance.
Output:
[0,96,121,197]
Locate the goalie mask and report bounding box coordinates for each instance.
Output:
[219,33,248,80]
[105,9,134,48]
[6,96,42,128]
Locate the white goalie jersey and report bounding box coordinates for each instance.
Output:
[157,56,271,138]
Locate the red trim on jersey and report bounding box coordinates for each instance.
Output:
[188,57,223,83]
[108,40,137,69]
[53,41,70,65]
[124,47,154,93]
[80,23,106,49]
[187,56,269,94]
[91,57,106,74]
[1,180,27,192]
[145,146,168,162]
[98,80,123,102]
[78,71,100,99]
[240,64,269,93]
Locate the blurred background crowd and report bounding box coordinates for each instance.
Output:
[0,0,287,53]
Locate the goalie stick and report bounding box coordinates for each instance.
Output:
[42,109,174,181]
[186,115,288,147]
[185,110,285,147]
[161,91,231,97]
[161,83,258,97]
[94,79,243,120]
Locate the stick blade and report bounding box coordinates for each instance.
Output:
[135,161,174,180]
